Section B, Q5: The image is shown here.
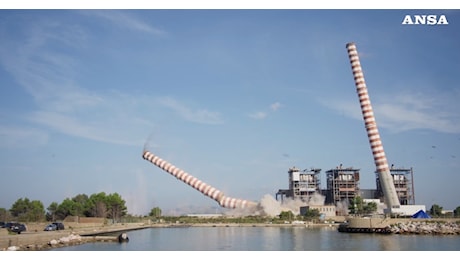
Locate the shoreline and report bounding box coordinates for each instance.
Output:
[0,222,339,251]
[2,220,459,251]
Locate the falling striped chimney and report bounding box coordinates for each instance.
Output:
[143,150,257,209]
[345,42,401,210]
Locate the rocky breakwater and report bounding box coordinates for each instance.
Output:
[388,221,460,235]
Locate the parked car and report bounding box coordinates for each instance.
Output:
[4,222,15,229]
[52,222,65,230]
[44,223,57,231]
[0,221,5,228]
[8,223,27,234]
[4,222,20,230]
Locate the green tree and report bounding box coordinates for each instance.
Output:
[0,207,10,222]
[56,198,78,219]
[348,197,377,215]
[47,202,59,221]
[454,206,460,217]
[87,192,108,218]
[10,197,30,220]
[10,198,45,221]
[149,207,162,218]
[106,193,127,222]
[363,201,377,214]
[279,211,295,221]
[28,200,45,221]
[72,194,89,216]
[303,208,320,219]
[349,196,364,215]
[429,204,443,217]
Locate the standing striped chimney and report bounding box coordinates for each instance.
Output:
[142,150,257,209]
[345,42,401,210]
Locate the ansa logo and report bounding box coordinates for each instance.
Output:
[402,15,449,25]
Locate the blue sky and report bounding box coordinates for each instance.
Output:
[0,8,459,215]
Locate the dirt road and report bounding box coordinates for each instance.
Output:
[0,223,150,250]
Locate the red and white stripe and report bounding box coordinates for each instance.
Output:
[143,150,257,209]
[346,43,390,173]
[346,42,401,209]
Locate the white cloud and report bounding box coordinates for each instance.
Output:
[249,102,281,120]
[157,97,224,125]
[28,111,144,146]
[376,93,460,133]
[320,91,460,134]
[270,102,281,111]
[0,17,157,146]
[80,10,166,36]
[248,111,267,120]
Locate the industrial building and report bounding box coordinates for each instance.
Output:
[325,165,360,205]
[376,165,415,205]
[276,166,321,203]
[275,163,416,215]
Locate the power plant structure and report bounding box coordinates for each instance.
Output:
[142,42,422,217]
[275,166,321,203]
[377,165,415,206]
[275,163,416,214]
[325,165,360,206]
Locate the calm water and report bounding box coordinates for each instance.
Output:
[50,226,460,251]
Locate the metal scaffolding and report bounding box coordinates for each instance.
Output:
[276,166,321,203]
[376,165,415,205]
[325,165,360,205]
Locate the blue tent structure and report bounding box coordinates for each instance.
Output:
[412,209,431,219]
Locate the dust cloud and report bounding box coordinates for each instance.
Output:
[225,192,326,217]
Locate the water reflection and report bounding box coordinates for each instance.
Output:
[51,226,460,251]
[378,234,400,251]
